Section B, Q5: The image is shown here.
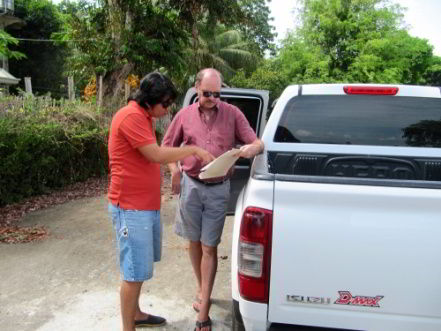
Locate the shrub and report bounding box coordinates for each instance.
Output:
[0,96,109,206]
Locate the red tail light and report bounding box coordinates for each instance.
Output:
[343,86,399,95]
[238,207,273,303]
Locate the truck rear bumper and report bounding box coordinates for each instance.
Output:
[236,298,268,331]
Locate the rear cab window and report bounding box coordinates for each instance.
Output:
[269,93,441,186]
[275,95,441,147]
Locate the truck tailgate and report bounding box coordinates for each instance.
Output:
[268,180,441,331]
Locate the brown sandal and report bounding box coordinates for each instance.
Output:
[194,317,211,331]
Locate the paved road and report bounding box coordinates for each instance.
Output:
[0,194,234,331]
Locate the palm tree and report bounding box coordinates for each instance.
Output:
[190,25,258,83]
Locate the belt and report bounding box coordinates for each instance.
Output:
[189,175,228,186]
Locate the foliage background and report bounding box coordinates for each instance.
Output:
[1,0,441,206]
[235,0,441,100]
[7,0,68,98]
[0,97,108,206]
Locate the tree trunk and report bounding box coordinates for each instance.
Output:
[103,0,134,103]
[107,0,121,44]
[102,62,134,104]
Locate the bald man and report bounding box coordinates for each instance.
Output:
[162,68,264,331]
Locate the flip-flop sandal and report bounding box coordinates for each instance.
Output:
[194,316,211,331]
[134,314,166,327]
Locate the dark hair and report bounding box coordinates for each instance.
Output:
[128,72,177,109]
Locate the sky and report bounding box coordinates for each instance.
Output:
[267,0,441,56]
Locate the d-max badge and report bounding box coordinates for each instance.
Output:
[334,291,384,307]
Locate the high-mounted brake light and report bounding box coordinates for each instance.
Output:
[238,207,273,303]
[343,86,399,95]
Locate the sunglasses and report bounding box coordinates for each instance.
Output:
[161,99,174,108]
[202,90,221,98]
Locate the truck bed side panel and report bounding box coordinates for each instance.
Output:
[268,180,441,331]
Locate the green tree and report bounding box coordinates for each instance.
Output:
[0,30,26,61]
[184,25,258,84]
[55,0,112,94]
[297,0,405,73]
[56,0,188,101]
[347,30,433,84]
[165,0,276,91]
[164,0,275,56]
[57,0,276,100]
[7,0,67,97]
[234,0,277,57]
[424,55,441,86]
[230,59,289,101]
[277,0,438,85]
[278,35,331,83]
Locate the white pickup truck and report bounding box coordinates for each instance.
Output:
[230,84,441,331]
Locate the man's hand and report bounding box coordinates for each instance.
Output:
[238,140,264,159]
[193,146,215,165]
[171,169,181,194]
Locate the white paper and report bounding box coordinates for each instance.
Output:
[198,148,240,180]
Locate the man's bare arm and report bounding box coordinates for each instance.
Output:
[237,139,264,159]
[138,144,214,165]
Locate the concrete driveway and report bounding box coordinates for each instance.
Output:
[0,194,234,330]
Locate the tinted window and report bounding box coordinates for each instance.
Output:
[275,95,441,147]
[221,97,261,134]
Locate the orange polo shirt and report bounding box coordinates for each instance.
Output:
[108,101,160,210]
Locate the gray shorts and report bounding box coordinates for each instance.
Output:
[174,172,230,247]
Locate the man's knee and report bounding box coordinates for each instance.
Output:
[201,243,217,258]
[121,280,143,293]
[189,240,202,248]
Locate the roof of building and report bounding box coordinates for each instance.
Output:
[0,68,20,85]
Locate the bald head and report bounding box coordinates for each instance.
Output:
[195,68,223,88]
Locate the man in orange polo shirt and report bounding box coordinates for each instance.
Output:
[108,72,214,331]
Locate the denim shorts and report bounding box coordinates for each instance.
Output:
[174,172,230,247]
[108,203,162,282]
